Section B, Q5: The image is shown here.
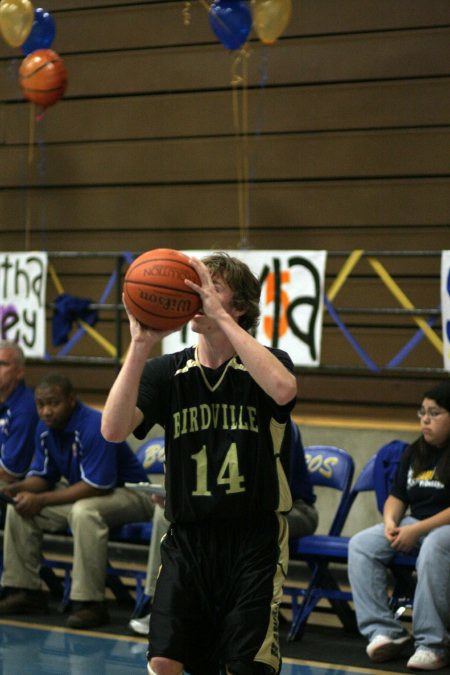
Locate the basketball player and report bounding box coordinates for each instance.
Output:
[101,252,298,675]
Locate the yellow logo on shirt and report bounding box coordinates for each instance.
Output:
[415,469,435,481]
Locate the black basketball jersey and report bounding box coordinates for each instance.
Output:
[135,345,295,523]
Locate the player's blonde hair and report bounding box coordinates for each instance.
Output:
[202,252,261,332]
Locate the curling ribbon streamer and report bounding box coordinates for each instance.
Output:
[25,102,37,250]
[327,249,365,302]
[231,45,251,248]
[367,257,443,355]
[388,310,440,368]
[324,296,379,371]
[182,2,192,26]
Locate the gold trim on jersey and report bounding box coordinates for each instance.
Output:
[174,346,246,393]
[271,419,293,513]
[253,512,288,672]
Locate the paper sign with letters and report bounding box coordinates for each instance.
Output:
[163,250,327,367]
[0,252,48,357]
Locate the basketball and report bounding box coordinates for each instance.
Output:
[123,248,202,330]
[19,49,67,108]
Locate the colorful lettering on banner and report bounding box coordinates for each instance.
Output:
[0,252,48,356]
[441,251,450,371]
[163,250,327,367]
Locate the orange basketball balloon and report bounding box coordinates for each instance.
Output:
[19,48,67,108]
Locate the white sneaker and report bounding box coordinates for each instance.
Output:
[407,647,449,671]
[128,612,150,635]
[367,633,412,662]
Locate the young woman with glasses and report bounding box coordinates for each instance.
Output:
[348,380,450,671]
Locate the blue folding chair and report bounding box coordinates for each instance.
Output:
[285,444,355,640]
[286,440,415,641]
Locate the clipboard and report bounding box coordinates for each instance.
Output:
[124,482,166,498]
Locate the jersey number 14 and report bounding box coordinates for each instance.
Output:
[191,444,246,496]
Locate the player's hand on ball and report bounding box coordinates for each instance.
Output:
[186,257,227,321]
[122,294,173,344]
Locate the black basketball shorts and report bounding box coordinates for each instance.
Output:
[148,511,289,675]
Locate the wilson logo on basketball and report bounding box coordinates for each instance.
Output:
[123,248,201,330]
[138,290,193,313]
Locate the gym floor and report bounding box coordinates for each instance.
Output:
[0,617,406,675]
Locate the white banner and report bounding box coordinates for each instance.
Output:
[163,250,327,367]
[441,251,450,371]
[0,252,48,357]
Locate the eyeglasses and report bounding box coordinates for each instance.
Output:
[416,409,446,419]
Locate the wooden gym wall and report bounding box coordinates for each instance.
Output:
[0,0,449,419]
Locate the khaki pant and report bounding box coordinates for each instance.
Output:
[287,499,319,538]
[1,487,154,602]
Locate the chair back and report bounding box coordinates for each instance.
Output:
[345,439,409,516]
[352,453,376,492]
[135,436,165,475]
[304,445,355,536]
[373,439,409,512]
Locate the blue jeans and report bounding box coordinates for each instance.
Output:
[348,519,450,652]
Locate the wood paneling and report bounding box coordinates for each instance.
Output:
[4,78,450,144]
[4,28,450,100]
[2,182,450,239]
[3,128,450,187]
[1,1,448,418]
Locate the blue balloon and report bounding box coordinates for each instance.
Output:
[22,8,56,55]
[209,0,252,51]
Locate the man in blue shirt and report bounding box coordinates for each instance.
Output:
[0,341,38,486]
[0,372,154,629]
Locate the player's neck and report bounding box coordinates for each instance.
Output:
[196,337,235,369]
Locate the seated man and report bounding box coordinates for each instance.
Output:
[129,421,318,635]
[288,423,319,539]
[0,340,38,488]
[0,372,154,629]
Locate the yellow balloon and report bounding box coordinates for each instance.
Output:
[252,0,292,45]
[0,0,34,48]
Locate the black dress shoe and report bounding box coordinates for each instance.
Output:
[0,588,48,615]
[66,600,109,629]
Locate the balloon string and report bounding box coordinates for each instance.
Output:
[25,102,36,251]
[28,101,35,164]
[182,1,192,26]
[231,46,251,249]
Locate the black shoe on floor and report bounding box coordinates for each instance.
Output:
[66,600,110,629]
[0,588,49,615]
